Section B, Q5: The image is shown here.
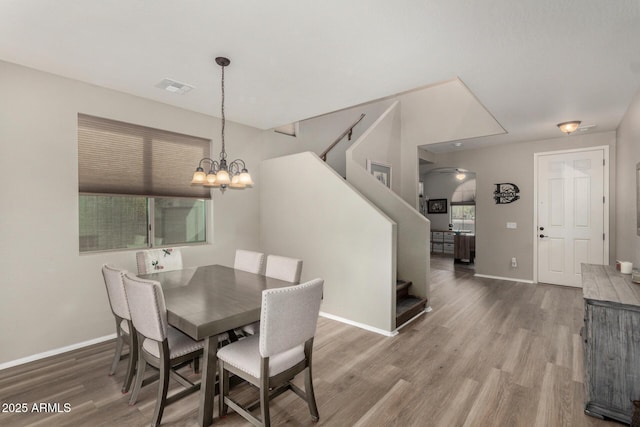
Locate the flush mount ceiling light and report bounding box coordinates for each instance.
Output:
[455,169,466,181]
[557,121,581,135]
[191,57,253,192]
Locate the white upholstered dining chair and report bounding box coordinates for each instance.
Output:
[242,254,303,336]
[123,273,205,427]
[264,254,303,283]
[218,278,324,427]
[234,249,265,274]
[101,264,137,394]
[136,248,183,275]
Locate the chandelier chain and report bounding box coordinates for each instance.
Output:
[220,63,227,160]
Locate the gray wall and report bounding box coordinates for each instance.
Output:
[421,172,476,231]
[616,88,640,267]
[260,152,397,333]
[0,60,264,365]
[264,99,396,177]
[430,131,616,281]
[347,101,431,304]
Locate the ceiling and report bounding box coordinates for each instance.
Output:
[1,1,639,151]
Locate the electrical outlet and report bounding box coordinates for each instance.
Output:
[511,257,517,268]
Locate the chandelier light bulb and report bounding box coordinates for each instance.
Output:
[191,169,206,184]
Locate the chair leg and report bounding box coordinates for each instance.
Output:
[151,343,171,427]
[260,359,270,427]
[304,366,319,422]
[122,328,137,393]
[129,340,147,405]
[219,361,229,417]
[109,325,124,376]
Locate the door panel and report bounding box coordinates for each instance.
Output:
[537,149,605,287]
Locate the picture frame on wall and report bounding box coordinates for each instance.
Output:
[366,159,392,188]
[427,198,448,214]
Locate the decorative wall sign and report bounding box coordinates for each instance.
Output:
[427,198,448,214]
[494,183,520,204]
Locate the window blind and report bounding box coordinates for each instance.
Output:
[450,178,476,205]
[78,114,211,199]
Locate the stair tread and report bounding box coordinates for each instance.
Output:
[396,295,428,314]
[396,280,412,290]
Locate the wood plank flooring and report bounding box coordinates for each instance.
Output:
[0,260,619,426]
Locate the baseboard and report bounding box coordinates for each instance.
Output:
[474,273,535,284]
[394,309,427,332]
[319,312,398,337]
[4,312,405,369]
[0,333,117,371]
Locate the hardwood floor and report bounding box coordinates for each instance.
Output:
[0,261,619,426]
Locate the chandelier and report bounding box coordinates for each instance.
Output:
[191,57,253,191]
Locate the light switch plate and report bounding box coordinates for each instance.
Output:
[507,222,517,229]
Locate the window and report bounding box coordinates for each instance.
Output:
[79,196,206,252]
[78,114,210,252]
[450,178,476,234]
[154,198,206,246]
[451,205,475,234]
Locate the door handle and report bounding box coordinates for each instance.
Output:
[539,234,548,239]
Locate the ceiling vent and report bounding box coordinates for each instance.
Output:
[155,78,194,95]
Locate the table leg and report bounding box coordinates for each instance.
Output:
[198,335,218,427]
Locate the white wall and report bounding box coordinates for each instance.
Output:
[260,152,397,333]
[0,61,264,365]
[347,102,430,305]
[615,88,640,266]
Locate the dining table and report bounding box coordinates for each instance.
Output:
[139,264,295,427]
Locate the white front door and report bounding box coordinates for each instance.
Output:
[537,149,607,287]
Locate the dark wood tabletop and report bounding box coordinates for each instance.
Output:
[141,264,294,340]
[139,264,294,426]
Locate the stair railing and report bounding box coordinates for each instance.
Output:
[319,113,366,161]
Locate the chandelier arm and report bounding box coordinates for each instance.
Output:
[198,157,216,167]
[228,159,247,173]
[227,162,239,175]
[198,157,220,171]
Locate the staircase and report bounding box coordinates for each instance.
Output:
[396,280,428,328]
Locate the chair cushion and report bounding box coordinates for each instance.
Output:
[120,319,130,335]
[217,334,304,378]
[142,326,205,359]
